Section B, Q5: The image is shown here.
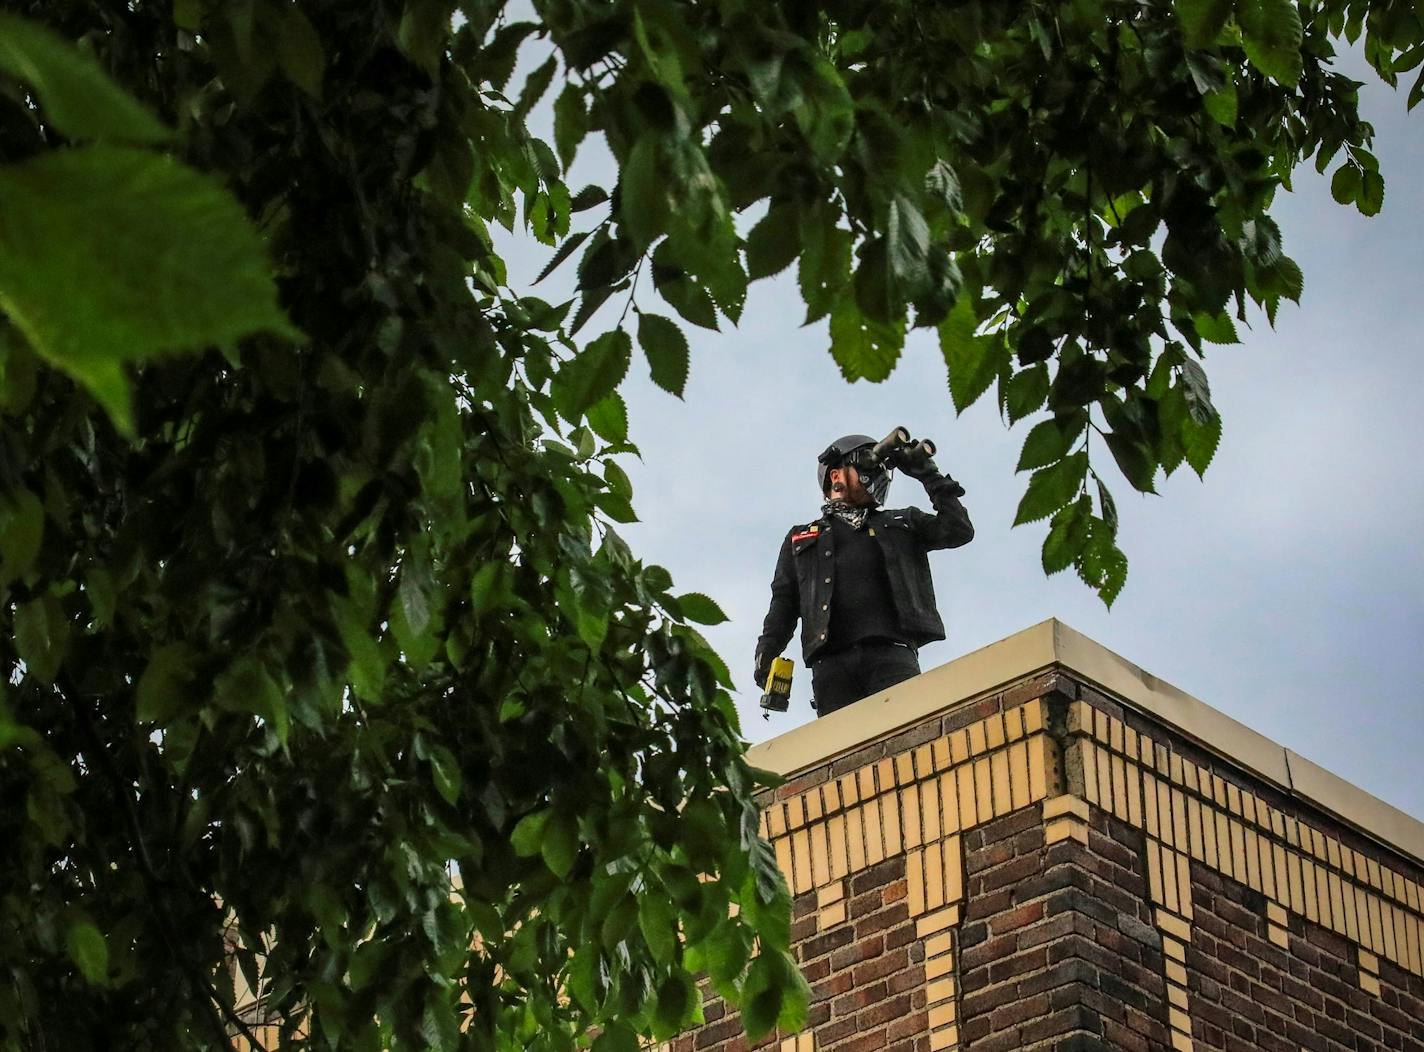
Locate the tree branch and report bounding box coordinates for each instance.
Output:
[67,689,267,1052]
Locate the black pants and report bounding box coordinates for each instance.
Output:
[810,640,921,717]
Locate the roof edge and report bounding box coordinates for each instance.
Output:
[746,619,1424,868]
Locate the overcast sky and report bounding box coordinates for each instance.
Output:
[499,49,1424,823]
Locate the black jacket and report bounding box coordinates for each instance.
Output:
[756,472,974,667]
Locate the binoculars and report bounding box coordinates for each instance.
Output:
[869,427,936,470]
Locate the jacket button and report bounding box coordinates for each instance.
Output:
[824,549,832,556]
[821,604,828,611]
[823,577,831,584]
[819,632,826,640]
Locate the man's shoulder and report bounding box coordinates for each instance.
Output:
[871,505,918,522]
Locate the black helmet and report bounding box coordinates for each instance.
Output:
[817,434,893,506]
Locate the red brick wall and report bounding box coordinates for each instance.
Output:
[673,857,932,1052]
[1188,863,1424,1052]
[958,807,1172,1052]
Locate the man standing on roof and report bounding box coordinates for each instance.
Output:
[754,432,974,717]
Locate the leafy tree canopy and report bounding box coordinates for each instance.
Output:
[0,0,1416,1049]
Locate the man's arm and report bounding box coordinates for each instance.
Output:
[902,461,974,550]
[753,533,799,687]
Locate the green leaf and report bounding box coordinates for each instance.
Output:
[594,491,638,524]
[740,949,808,1040]
[1016,418,1079,472]
[798,211,853,324]
[511,809,551,857]
[741,952,781,1039]
[745,205,801,280]
[592,1023,639,1052]
[1182,408,1223,477]
[469,560,507,616]
[886,195,930,294]
[1258,256,1304,303]
[0,14,170,143]
[349,939,390,992]
[829,300,902,383]
[535,229,591,285]
[551,329,632,422]
[637,313,690,397]
[573,575,609,647]
[429,744,462,805]
[0,147,295,434]
[276,4,326,99]
[599,467,632,510]
[172,0,201,30]
[541,811,578,878]
[1014,453,1088,526]
[587,392,628,443]
[566,945,603,1012]
[1241,217,1283,270]
[1178,358,1215,424]
[214,658,289,746]
[15,592,67,685]
[1076,518,1130,608]
[0,488,43,585]
[1204,72,1238,127]
[796,55,854,159]
[1003,365,1049,423]
[553,85,588,170]
[698,917,751,989]
[1042,498,1091,575]
[514,55,557,121]
[1331,163,1362,205]
[656,272,719,331]
[135,643,197,725]
[600,892,639,948]
[676,592,728,625]
[1175,0,1233,47]
[398,561,433,638]
[939,298,998,413]
[653,970,698,1036]
[571,185,609,212]
[1193,311,1239,345]
[85,568,116,628]
[1237,0,1304,86]
[639,892,678,963]
[1358,169,1385,217]
[577,229,636,291]
[1096,475,1119,534]
[1104,430,1157,494]
[620,136,667,250]
[66,917,108,986]
[925,159,962,213]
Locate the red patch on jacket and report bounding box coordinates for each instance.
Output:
[791,527,820,543]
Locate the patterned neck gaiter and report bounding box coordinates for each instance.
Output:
[821,500,870,530]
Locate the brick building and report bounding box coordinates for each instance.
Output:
[676,619,1424,1052]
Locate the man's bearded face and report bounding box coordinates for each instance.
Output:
[826,465,873,506]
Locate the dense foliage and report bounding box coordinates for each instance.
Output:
[0,0,1416,1049]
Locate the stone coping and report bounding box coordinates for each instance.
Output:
[746,619,1424,868]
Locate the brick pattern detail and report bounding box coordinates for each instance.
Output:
[761,693,1064,898]
[1152,911,1195,1050]
[958,807,1172,1051]
[1069,698,1424,980]
[922,925,958,1050]
[673,857,931,1052]
[1187,862,1424,1052]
